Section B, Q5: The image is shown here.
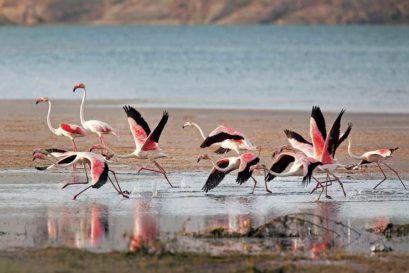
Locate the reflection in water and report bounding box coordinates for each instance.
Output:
[46,203,109,249]
[129,200,158,252]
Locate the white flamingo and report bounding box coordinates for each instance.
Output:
[183,121,257,154]
[36,97,86,151]
[348,140,406,190]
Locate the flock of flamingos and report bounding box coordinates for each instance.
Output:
[32,83,406,201]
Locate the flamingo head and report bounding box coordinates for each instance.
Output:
[182,121,193,129]
[35,96,49,104]
[89,144,103,152]
[73,83,86,92]
[197,154,210,163]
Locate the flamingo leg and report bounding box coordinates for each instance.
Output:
[153,161,174,188]
[62,163,89,189]
[71,140,78,171]
[262,168,272,193]
[382,162,407,190]
[329,172,346,197]
[250,176,257,194]
[109,170,130,195]
[108,176,129,198]
[137,165,163,174]
[373,162,388,190]
[98,135,108,155]
[73,185,93,200]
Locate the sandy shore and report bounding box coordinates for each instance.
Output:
[0,100,408,179]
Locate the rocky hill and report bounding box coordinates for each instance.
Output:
[0,0,408,25]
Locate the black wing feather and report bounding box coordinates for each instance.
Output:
[93,162,109,189]
[326,109,345,157]
[214,147,231,154]
[236,157,260,185]
[200,132,244,148]
[284,129,312,145]
[57,154,77,165]
[149,111,169,143]
[336,122,352,151]
[302,162,322,185]
[202,160,230,192]
[311,106,327,140]
[123,105,151,136]
[265,155,295,182]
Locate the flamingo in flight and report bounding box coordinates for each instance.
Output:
[262,146,326,199]
[348,140,406,190]
[183,121,257,154]
[93,105,173,188]
[33,149,129,200]
[35,97,86,151]
[197,152,264,194]
[73,83,117,151]
[283,106,352,198]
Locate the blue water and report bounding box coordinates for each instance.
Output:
[0,25,408,112]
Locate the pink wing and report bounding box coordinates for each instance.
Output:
[127,117,148,147]
[375,149,392,157]
[238,152,258,172]
[209,125,243,137]
[60,123,86,136]
[310,117,325,159]
[90,157,105,185]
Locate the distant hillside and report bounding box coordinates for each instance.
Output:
[0,0,408,25]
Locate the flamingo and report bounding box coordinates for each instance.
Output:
[92,105,173,188]
[348,140,406,190]
[182,121,257,154]
[33,149,129,200]
[73,83,117,151]
[35,97,86,151]
[262,146,326,199]
[197,152,263,194]
[283,107,352,198]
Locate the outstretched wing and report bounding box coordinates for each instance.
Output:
[123,105,151,148]
[200,132,244,148]
[90,158,109,188]
[202,159,230,192]
[142,111,169,151]
[265,153,295,182]
[236,153,259,185]
[310,106,327,159]
[336,122,352,151]
[284,129,313,157]
[323,109,345,160]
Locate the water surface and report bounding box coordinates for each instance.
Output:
[0,26,408,112]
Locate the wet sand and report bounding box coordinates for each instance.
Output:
[0,100,408,179]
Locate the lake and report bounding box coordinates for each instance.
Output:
[0,25,408,112]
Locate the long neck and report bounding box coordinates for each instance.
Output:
[192,122,206,140]
[96,145,134,159]
[46,101,58,135]
[80,89,87,126]
[348,140,363,160]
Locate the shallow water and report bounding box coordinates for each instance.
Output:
[0,170,408,255]
[1,26,409,112]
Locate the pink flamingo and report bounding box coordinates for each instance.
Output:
[93,105,173,187]
[183,121,257,154]
[33,149,129,200]
[283,107,352,198]
[348,140,406,190]
[35,97,86,151]
[73,83,117,150]
[197,152,262,194]
[262,146,326,199]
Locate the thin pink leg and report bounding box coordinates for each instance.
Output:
[382,162,407,190]
[153,161,174,188]
[71,139,78,171]
[73,185,92,200]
